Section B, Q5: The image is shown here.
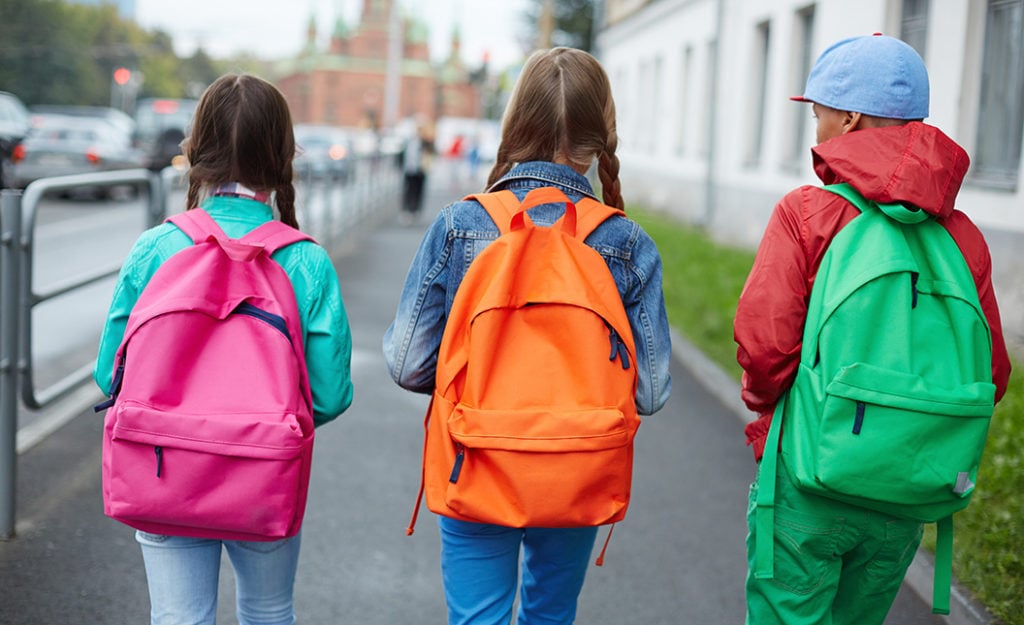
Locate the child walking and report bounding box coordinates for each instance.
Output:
[734,35,1011,624]
[94,74,354,625]
[383,47,673,625]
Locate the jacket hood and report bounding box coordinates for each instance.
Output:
[811,122,969,219]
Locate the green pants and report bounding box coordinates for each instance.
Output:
[745,457,924,625]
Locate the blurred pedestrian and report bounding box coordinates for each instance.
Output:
[94,73,354,625]
[401,121,435,223]
[383,47,672,625]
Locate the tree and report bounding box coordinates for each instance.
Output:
[520,0,597,54]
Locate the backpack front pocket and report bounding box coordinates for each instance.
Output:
[444,405,637,527]
[103,401,312,539]
[813,362,994,517]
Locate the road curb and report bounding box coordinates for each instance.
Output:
[668,328,999,625]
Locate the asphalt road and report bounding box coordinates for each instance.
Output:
[0,169,952,624]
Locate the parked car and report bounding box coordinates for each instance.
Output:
[0,91,31,188]
[132,97,198,171]
[30,104,135,137]
[294,124,353,183]
[11,113,145,196]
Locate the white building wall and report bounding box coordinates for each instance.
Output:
[597,0,1024,248]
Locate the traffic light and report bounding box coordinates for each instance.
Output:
[113,67,131,86]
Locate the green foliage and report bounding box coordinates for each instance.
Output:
[949,376,1024,623]
[521,0,596,52]
[630,208,753,379]
[0,0,216,106]
[632,206,1024,625]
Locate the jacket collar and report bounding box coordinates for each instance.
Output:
[487,161,599,200]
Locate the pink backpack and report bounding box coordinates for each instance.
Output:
[96,208,315,541]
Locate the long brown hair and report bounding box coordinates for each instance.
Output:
[486,47,623,209]
[182,74,299,228]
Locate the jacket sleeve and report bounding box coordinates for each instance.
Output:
[382,215,451,393]
[733,189,811,460]
[299,247,353,427]
[943,211,1012,402]
[625,226,672,415]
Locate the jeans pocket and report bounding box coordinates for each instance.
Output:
[865,519,923,581]
[770,505,842,595]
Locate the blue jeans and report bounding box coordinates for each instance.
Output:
[438,517,598,625]
[135,530,302,625]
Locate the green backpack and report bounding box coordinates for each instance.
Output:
[752,183,996,615]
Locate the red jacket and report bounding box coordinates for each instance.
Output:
[734,122,1012,461]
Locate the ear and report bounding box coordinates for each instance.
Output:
[841,111,863,134]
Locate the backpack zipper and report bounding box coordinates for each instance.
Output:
[606,325,631,370]
[233,302,292,341]
[852,401,866,435]
[449,443,465,483]
[154,445,163,477]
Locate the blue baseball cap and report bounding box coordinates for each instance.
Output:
[791,33,929,120]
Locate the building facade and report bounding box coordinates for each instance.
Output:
[597,0,1024,242]
[275,0,482,130]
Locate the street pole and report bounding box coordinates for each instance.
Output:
[383,0,402,129]
[539,0,555,48]
[0,190,22,539]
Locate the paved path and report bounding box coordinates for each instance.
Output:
[0,174,971,624]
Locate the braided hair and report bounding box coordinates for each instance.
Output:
[182,74,299,228]
[485,47,623,209]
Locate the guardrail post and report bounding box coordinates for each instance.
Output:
[0,189,22,540]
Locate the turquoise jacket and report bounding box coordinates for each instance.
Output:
[94,195,354,426]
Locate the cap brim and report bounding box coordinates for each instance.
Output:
[790,95,812,102]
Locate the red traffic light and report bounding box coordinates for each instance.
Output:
[113,67,131,86]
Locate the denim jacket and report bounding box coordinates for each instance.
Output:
[382,161,672,415]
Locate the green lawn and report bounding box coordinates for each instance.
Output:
[631,207,1024,625]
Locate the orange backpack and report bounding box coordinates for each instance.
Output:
[407,187,640,535]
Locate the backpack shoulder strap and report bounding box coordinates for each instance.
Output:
[242,220,314,254]
[576,197,624,241]
[823,182,929,224]
[167,208,228,244]
[468,190,623,240]
[466,190,521,235]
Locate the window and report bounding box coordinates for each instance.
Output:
[787,6,816,165]
[701,39,716,157]
[973,0,1024,189]
[651,55,663,153]
[677,45,693,155]
[900,0,930,58]
[748,20,772,164]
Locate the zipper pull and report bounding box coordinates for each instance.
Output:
[852,402,866,435]
[607,326,631,370]
[155,446,163,477]
[448,444,465,483]
[617,341,631,370]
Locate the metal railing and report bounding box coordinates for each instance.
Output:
[0,154,401,538]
